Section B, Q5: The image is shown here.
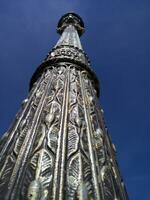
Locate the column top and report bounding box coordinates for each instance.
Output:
[57,12,85,36]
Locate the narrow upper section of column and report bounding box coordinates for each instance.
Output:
[55,13,85,50]
[55,25,83,50]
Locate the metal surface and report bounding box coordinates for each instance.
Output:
[0,13,129,199]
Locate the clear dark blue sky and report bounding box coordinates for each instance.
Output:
[0,1,150,199]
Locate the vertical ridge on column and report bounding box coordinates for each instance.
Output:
[79,71,101,200]
[52,66,70,200]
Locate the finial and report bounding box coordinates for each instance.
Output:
[57,12,85,36]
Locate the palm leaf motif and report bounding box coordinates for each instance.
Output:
[66,153,80,199]
[13,119,28,156]
[0,155,15,196]
[67,124,79,158]
[82,155,94,196]
[66,152,93,199]
[21,149,53,198]
[101,165,115,199]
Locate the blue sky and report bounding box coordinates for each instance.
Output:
[0,1,150,199]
